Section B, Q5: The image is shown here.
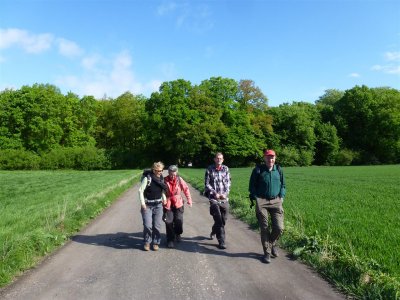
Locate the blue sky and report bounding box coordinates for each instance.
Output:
[1,0,399,107]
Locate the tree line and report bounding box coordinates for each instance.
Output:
[0,78,399,170]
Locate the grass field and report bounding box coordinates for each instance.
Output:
[1,166,399,298]
[0,170,140,287]
[179,165,400,299]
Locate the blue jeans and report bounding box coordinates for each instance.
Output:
[141,203,163,245]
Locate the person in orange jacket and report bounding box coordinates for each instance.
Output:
[163,165,192,248]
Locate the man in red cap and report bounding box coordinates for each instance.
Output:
[248,149,286,263]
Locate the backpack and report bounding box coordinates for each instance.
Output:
[141,169,153,188]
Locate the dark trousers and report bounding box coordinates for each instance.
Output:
[164,206,184,242]
[255,197,284,255]
[209,200,229,243]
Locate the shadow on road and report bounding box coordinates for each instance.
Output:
[71,232,263,262]
[72,232,147,250]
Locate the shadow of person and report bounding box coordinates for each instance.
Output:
[72,232,166,250]
[167,235,263,261]
[71,233,262,261]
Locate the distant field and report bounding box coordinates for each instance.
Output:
[179,165,400,279]
[0,170,139,287]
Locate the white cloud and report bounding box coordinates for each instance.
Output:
[57,38,83,58]
[81,54,103,70]
[57,50,161,98]
[146,80,162,93]
[348,73,360,78]
[157,2,177,15]
[0,28,53,53]
[385,51,400,62]
[156,2,213,33]
[160,62,177,78]
[371,51,400,75]
[372,64,400,74]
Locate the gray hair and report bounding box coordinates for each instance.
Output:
[168,165,178,172]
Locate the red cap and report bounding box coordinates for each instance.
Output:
[264,149,276,156]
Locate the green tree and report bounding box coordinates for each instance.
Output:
[94,92,147,168]
[269,102,319,166]
[237,79,269,112]
[11,84,65,153]
[145,79,196,165]
[333,86,400,163]
[316,89,345,124]
[0,89,24,149]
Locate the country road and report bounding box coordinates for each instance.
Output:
[0,182,345,300]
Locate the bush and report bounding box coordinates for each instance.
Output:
[0,149,40,170]
[73,146,111,170]
[335,149,359,166]
[278,146,300,166]
[0,147,111,170]
[40,147,75,169]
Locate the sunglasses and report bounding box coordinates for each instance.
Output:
[154,169,163,173]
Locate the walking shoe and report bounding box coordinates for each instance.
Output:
[218,242,226,249]
[144,243,150,251]
[210,232,215,240]
[262,253,271,263]
[153,244,159,251]
[271,246,279,257]
[176,234,182,242]
[167,241,174,248]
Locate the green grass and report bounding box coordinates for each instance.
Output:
[0,170,141,287]
[179,165,400,299]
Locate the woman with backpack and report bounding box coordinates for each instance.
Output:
[138,161,167,251]
[163,165,192,248]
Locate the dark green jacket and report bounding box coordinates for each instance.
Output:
[248,164,286,200]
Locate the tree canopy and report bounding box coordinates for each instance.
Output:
[1,82,399,169]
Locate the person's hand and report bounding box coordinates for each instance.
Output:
[188,203,192,208]
[215,193,220,199]
[249,193,256,208]
[219,194,226,200]
[250,200,255,209]
[141,204,147,210]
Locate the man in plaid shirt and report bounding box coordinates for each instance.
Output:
[204,152,231,249]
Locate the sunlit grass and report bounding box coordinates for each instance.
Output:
[179,165,400,298]
[0,170,140,287]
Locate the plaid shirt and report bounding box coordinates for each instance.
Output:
[204,164,231,200]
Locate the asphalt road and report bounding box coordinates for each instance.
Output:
[0,182,345,300]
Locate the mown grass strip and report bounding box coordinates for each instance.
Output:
[179,165,400,299]
[0,170,140,288]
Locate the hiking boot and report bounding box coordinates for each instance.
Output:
[167,241,174,248]
[271,246,279,258]
[153,244,159,251]
[143,243,150,251]
[176,234,182,242]
[262,253,271,263]
[218,242,226,249]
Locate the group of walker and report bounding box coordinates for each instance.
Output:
[138,149,286,264]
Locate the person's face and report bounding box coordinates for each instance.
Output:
[169,171,177,179]
[153,167,163,177]
[264,155,275,168]
[214,154,224,166]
